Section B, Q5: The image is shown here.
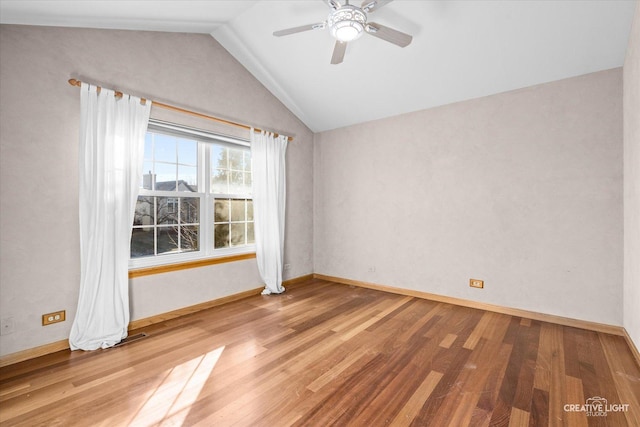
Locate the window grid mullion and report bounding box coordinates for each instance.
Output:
[154,196,158,256]
[174,138,179,191]
[202,143,210,257]
[177,198,182,251]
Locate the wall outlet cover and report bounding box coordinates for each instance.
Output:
[42,310,66,326]
[470,279,484,289]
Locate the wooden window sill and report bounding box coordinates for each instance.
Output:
[129,252,256,278]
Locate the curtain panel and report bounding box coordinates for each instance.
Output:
[251,130,288,295]
[69,83,151,351]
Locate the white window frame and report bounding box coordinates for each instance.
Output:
[129,119,255,269]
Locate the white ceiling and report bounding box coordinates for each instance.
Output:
[1,0,636,132]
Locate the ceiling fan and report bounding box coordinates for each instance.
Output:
[273,0,413,65]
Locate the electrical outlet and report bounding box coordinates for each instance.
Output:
[42,310,66,326]
[368,266,376,273]
[284,264,291,271]
[1,317,15,335]
[470,279,484,289]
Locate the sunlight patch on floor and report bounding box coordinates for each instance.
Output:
[129,346,225,426]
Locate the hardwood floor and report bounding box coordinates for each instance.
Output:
[1,278,639,426]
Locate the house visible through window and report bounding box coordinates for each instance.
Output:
[130,120,254,267]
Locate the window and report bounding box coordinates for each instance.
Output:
[211,144,254,249]
[130,120,254,267]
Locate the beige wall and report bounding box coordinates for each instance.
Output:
[314,69,623,326]
[0,25,314,356]
[624,3,640,351]
[0,22,633,358]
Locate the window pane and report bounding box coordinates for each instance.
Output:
[229,171,244,194]
[211,169,228,194]
[247,222,255,244]
[154,134,176,163]
[144,134,153,161]
[154,163,176,189]
[243,151,251,172]
[131,228,155,258]
[142,162,154,189]
[231,199,245,221]
[230,223,246,247]
[247,200,253,221]
[157,197,178,224]
[180,225,199,252]
[211,145,227,170]
[178,165,197,191]
[215,224,229,248]
[157,226,179,254]
[214,199,229,222]
[229,148,244,170]
[134,196,155,226]
[180,198,199,224]
[244,172,252,194]
[178,139,197,165]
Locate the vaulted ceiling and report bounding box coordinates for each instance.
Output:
[1,0,636,132]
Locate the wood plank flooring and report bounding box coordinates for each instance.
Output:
[1,278,639,426]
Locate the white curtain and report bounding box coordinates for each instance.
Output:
[251,130,288,295]
[69,83,151,350]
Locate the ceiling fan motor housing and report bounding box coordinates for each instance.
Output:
[328,5,367,42]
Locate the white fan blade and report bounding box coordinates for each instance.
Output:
[361,0,394,13]
[273,23,325,37]
[331,41,347,64]
[325,0,341,10]
[365,22,412,47]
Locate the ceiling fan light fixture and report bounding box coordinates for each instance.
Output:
[332,20,364,41]
[273,0,413,64]
[328,5,366,42]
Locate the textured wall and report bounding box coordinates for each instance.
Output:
[624,3,640,351]
[0,25,314,356]
[314,69,623,325]
[0,23,631,359]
